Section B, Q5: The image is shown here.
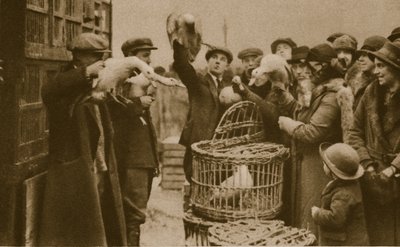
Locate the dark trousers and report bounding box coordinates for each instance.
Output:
[183,146,193,182]
[120,168,154,231]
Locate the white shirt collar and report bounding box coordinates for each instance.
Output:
[208,72,222,88]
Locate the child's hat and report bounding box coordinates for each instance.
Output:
[319,143,364,180]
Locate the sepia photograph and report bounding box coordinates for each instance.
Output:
[0,0,400,246]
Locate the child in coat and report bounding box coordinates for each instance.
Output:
[311,143,369,246]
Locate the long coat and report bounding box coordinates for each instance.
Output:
[313,179,369,246]
[39,64,126,246]
[173,42,231,180]
[348,81,400,245]
[108,97,159,169]
[279,78,343,235]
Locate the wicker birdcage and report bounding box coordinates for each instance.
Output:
[208,219,316,246]
[183,210,218,246]
[191,101,289,222]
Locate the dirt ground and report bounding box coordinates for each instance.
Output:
[141,177,186,246]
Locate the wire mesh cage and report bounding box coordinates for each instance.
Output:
[208,219,316,246]
[191,101,289,222]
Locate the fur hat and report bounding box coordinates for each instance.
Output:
[121,38,158,56]
[307,44,337,63]
[327,32,357,45]
[205,46,233,64]
[388,27,400,42]
[320,143,364,180]
[68,33,111,52]
[370,41,400,71]
[333,35,357,51]
[270,38,297,54]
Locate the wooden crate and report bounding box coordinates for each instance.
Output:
[160,136,186,190]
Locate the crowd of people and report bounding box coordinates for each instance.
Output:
[38,25,400,246]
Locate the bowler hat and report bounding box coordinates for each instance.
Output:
[121,37,158,56]
[271,38,297,54]
[68,33,111,52]
[388,27,400,42]
[370,41,400,71]
[287,46,310,64]
[205,46,233,64]
[307,44,337,63]
[319,143,364,180]
[237,48,263,60]
[333,35,357,52]
[327,32,357,45]
[356,35,387,58]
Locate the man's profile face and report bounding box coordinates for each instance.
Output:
[130,49,152,64]
[242,55,258,76]
[208,52,229,77]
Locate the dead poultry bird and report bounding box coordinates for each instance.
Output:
[167,12,202,62]
[249,54,291,90]
[210,164,253,206]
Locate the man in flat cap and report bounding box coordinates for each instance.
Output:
[39,32,126,246]
[271,38,297,60]
[109,37,160,246]
[236,47,270,98]
[172,40,232,182]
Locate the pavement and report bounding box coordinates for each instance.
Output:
[141,177,186,246]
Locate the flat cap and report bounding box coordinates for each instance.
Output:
[388,27,400,42]
[205,46,233,64]
[237,48,263,59]
[287,46,310,64]
[307,43,337,63]
[121,37,157,56]
[327,32,357,45]
[68,32,111,52]
[270,38,297,54]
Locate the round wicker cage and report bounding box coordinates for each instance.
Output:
[183,210,219,246]
[191,101,290,222]
[208,219,316,246]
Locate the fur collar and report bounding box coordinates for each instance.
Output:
[346,64,375,97]
[311,78,344,102]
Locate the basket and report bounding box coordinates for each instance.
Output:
[183,210,220,246]
[191,101,289,222]
[208,219,316,246]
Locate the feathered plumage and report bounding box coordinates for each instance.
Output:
[166,13,202,62]
[249,54,290,89]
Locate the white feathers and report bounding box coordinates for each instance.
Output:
[249,54,290,89]
[211,165,253,205]
[166,13,202,62]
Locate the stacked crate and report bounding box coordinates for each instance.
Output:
[160,136,186,190]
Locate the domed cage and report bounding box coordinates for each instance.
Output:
[191,101,289,222]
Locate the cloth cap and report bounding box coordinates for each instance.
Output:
[68,33,110,52]
[205,46,233,64]
[388,27,400,42]
[237,48,263,59]
[288,46,310,64]
[327,32,357,45]
[370,41,400,71]
[270,38,297,54]
[307,43,337,63]
[333,34,357,51]
[320,143,364,180]
[121,37,158,56]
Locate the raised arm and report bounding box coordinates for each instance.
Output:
[172,41,199,91]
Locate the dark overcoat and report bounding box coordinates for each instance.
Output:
[108,97,159,169]
[39,64,126,246]
[313,179,369,246]
[348,81,400,245]
[278,78,343,235]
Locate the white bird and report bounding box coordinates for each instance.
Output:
[211,164,253,206]
[249,54,290,89]
[90,57,184,101]
[166,12,202,62]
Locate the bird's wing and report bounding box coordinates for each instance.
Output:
[166,12,180,47]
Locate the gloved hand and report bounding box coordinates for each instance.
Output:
[278,116,303,136]
[231,76,248,97]
[311,206,320,218]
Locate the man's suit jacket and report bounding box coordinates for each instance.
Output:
[173,42,231,147]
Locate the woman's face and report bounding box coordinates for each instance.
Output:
[337,49,353,68]
[374,58,400,88]
[276,43,292,60]
[358,52,375,73]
